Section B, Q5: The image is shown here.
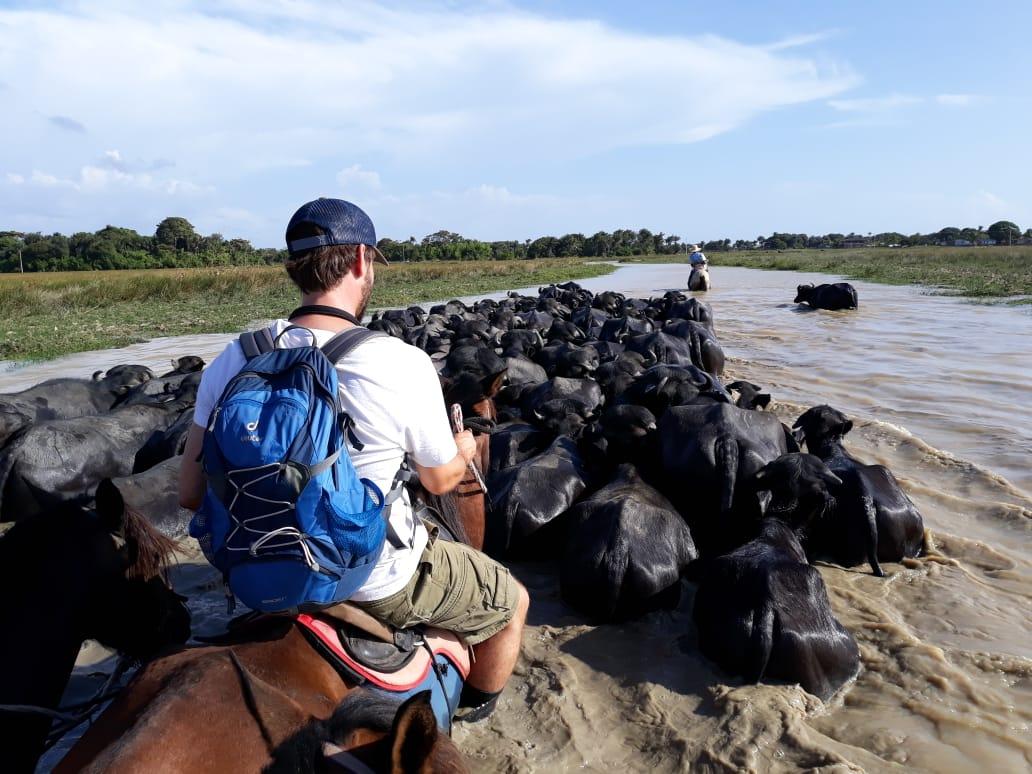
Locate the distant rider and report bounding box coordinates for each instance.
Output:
[689,244,708,268]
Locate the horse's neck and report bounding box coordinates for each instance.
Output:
[0,592,86,709]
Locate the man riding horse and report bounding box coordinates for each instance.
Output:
[179,198,530,722]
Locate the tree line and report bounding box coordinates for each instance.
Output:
[2,218,1028,273]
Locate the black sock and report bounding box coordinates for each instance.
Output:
[459,684,501,709]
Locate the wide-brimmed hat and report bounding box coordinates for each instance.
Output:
[689,244,700,252]
[285,198,389,265]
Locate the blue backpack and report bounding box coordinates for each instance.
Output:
[189,325,400,613]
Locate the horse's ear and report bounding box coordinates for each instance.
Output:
[390,691,439,773]
[95,478,126,534]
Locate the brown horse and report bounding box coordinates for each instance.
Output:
[55,443,492,772]
[55,616,468,773]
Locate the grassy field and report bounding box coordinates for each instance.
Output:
[0,260,615,362]
[623,245,1032,300]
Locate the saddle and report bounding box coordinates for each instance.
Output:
[295,602,470,731]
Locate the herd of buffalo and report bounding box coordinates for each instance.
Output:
[0,275,923,766]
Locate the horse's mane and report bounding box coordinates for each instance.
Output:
[264,690,403,774]
[122,506,180,580]
[327,689,403,735]
[415,486,471,546]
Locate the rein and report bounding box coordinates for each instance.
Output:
[0,656,132,754]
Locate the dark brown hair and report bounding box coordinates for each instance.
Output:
[284,223,362,293]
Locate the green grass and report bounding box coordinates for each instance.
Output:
[621,245,1032,300]
[0,260,615,362]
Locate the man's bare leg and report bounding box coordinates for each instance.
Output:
[466,582,530,693]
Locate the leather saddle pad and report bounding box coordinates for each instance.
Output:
[296,614,470,691]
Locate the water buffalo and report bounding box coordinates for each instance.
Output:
[688,264,710,291]
[534,342,600,379]
[0,364,154,447]
[109,455,194,538]
[161,356,205,377]
[619,364,729,418]
[0,382,197,521]
[794,283,858,310]
[488,422,549,474]
[793,405,925,576]
[692,453,858,702]
[594,351,647,402]
[727,381,772,411]
[522,377,604,418]
[692,517,859,702]
[562,465,697,621]
[666,297,715,333]
[658,402,795,554]
[487,435,591,558]
[660,319,725,376]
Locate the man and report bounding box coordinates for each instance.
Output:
[179,197,529,721]
[688,244,707,267]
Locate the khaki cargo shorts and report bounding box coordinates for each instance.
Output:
[354,535,519,646]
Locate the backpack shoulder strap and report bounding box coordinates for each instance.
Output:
[239,327,276,359]
[321,327,387,364]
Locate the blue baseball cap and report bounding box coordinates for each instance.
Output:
[285,198,389,264]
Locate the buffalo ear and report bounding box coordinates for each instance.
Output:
[482,369,507,399]
[391,691,439,773]
[839,419,854,436]
[756,393,772,409]
[820,469,843,487]
[95,478,126,535]
[791,425,806,445]
[726,380,745,392]
[92,370,105,381]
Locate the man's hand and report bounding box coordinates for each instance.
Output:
[455,429,477,465]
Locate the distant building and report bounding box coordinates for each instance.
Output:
[977,239,997,246]
[953,239,973,246]
[841,236,869,249]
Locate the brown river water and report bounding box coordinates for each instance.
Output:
[8,263,1029,773]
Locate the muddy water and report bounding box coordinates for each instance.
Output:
[11,263,1030,772]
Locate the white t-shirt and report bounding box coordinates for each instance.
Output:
[192,320,459,602]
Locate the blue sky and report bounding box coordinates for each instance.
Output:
[1,0,1029,247]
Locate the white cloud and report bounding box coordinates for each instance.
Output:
[11,164,210,196]
[828,94,922,112]
[5,172,25,185]
[0,2,856,168]
[935,93,981,107]
[764,30,840,51]
[337,164,382,193]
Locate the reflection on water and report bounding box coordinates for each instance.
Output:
[13,263,1032,773]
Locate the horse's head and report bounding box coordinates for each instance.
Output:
[85,479,191,659]
[268,690,469,773]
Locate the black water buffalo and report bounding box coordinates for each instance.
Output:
[109,455,193,538]
[599,316,654,343]
[727,381,771,411]
[658,402,796,554]
[692,457,860,701]
[793,405,925,576]
[561,465,697,621]
[500,329,545,359]
[0,382,196,521]
[794,283,858,310]
[0,365,154,447]
[594,352,647,402]
[666,297,714,333]
[161,356,205,377]
[132,408,195,473]
[660,320,725,377]
[487,435,591,558]
[586,405,657,467]
[535,342,599,379]
[488,422,549,474]
[619,364,729,418]
[522,377,604,418]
